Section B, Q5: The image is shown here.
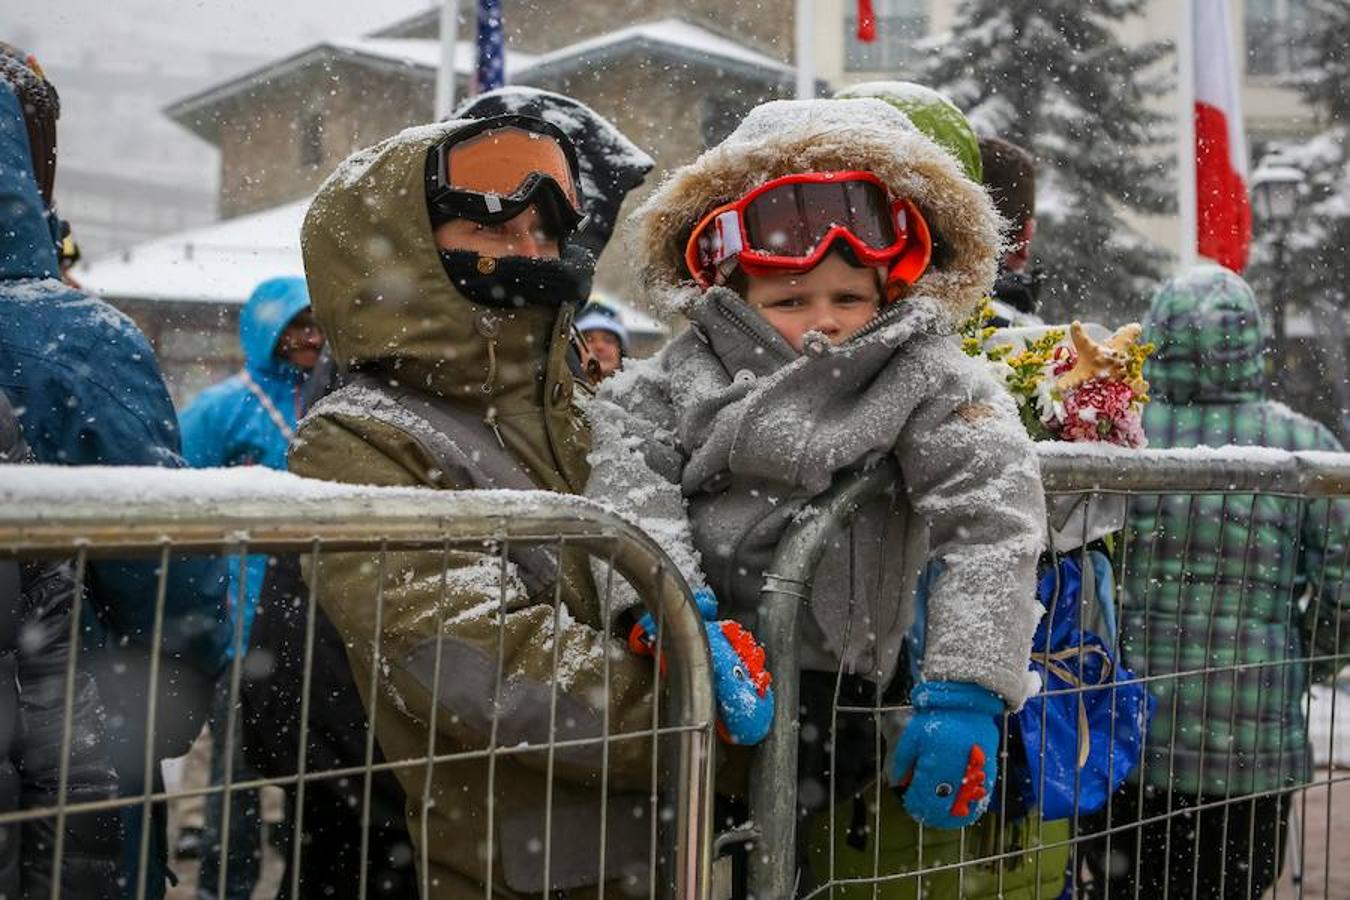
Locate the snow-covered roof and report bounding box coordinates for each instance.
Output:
[80,200,308,306]
[325,37,537,78]
[521,19,794,82]
[167,19,792,144]
[78,200,667,335]
[166,39,536,143]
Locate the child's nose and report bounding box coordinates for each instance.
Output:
[813,311,840,335]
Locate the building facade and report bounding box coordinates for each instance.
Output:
[79,0,1336,416]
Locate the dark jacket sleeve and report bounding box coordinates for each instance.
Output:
[16,558,120,899]
[41,323,229,761]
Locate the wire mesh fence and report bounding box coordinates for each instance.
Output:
[744,446,1350,900]
[0,470,716,900]
[0,447,1346,899]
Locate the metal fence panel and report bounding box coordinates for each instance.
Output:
[2,447,1348,899]
[0,469,716,900]
[744,446,1350,900]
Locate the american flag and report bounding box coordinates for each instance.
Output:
[476,0,505,93]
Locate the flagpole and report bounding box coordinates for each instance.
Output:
[435,0,461,119]
[795,0,814,99]
[1177,0,1198,268]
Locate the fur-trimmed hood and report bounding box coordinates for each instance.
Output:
[632,97,1002,327]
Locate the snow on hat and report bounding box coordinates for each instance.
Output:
[631,97,1001,325]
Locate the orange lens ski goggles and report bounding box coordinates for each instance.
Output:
[426,114,585,235]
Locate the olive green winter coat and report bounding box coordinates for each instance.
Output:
[291,119,661,899]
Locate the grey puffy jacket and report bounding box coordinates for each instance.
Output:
[587,99,1047,705]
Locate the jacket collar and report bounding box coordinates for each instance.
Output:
[686,286,946,380]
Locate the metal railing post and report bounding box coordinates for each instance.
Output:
[748,459,900,898]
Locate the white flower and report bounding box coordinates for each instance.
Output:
[1034,375,1065,425]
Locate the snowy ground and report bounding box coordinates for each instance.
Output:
[1308,681,1350,769]
[1268,772,1350,899]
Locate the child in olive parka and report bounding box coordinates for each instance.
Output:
[586,97,1047,843]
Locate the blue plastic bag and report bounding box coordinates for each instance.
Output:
[1009,552,1154,821]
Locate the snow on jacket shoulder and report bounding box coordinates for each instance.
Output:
[588,98,1046,707]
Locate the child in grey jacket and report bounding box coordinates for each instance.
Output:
[586,98,1045,833]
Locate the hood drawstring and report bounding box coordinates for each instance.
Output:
[474,311,506,448]
[476,311,501,396]
[483,405,505,449]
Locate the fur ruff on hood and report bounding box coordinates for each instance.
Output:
[632,98,1003,327]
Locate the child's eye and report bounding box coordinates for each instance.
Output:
[767,296,804,310]
[837,294,868,306]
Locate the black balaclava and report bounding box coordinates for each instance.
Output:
[437,248,592,311]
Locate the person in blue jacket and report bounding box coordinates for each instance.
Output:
[178,277,321,898]
[181,276,321,615]
[0,53,230,900]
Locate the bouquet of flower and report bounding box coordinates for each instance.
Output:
[959,299,1154,448]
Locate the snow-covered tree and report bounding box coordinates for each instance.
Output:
[917,0,1174,324]
[1245,0,1350,439]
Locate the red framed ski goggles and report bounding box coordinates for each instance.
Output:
[683,171,932,291]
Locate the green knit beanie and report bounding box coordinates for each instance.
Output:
[835,81,983,184]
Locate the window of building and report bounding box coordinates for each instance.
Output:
[1245,0,1310,77]
[300,111,324,168]
[844,0,929,73]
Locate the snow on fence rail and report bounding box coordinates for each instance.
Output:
[747,445,1350,900]
[0,445,1346,899]
[0,466,716,900]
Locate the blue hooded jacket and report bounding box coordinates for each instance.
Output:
[0,79,230,899]
[180,276,310,640]
[181,277,311,470]
[0,80,229,666]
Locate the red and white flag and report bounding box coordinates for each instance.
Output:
[1192,0,1251,272]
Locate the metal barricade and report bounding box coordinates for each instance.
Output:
[744,445,1350,900]
[0,467,716,900]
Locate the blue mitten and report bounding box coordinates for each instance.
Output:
[890,681,1003,829]
[629,588,775,746]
